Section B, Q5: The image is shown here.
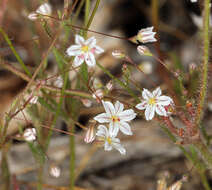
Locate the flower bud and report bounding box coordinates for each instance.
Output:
[92,89,104,101]
[54,76,63,88]
[81,99,92,108]
[137,45,152,56]
[112,50,125,59]
[28,12,39,20]
[49,165,61,178]
[30,96,38,104]
[84,125,96,143]
[23,128,36,142]
[36,3,52,16]
[106,80,113,91]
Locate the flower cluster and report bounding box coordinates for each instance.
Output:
[89,87,174,155]
[93,100,137,155]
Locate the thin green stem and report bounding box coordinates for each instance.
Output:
[0,27,32,77]
[85,0,101,32]
[195,0,211,128]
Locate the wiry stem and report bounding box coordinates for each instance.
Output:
[195,0,210,128]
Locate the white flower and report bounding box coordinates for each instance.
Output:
[190,0,197,2]
[137,26,157,43]
[94,100,136,136]
[66,35,104,67]
[139,61,153,74]
[136,87,173,121]
[36,3,52,16]
[23,128,36,141]
[96,125,126,155]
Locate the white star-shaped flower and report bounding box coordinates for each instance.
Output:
[66,35,104,67]
[96,125,126,155]
[94,100,136,136]
[137,26,157,43]
[135,87,173,121]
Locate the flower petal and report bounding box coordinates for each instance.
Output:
[102,101,115,116]
[135,101,147,110]
[104,141,112,151]
[109,122,119,137]
[144,105,155,120]
[94,113,110,123]
[155,105,167,116]
[119,122,133,135]
[157,95,173,106]
[153,87,161,97]
[112,142,126,155]
[75,34,85,45]
[73,55,84,67]
[142,88,153,100]
[96,125,108,137]
[118,109,136,122]
[85,52,96,67]
[94,45,104,54]
[66,45,82,56]
[115,101,124,114]
[85,36,96,48]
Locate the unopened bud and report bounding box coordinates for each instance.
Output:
[189,63,197,73]
[84,125,96,143]
[28,12,39,20]
[30,96,38,104]
[54,76,63,88]
[23,128,36,142]
[112,50,125,59]
[92,89,104,100]
[36,3,52,16]
[106,80,113,91]
[137,45,152,56]
[81,99,92,108]
[49,165,61,178]
[168,180,183,190]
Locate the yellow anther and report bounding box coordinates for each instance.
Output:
[81,45,89,52]
[148,98,156,105]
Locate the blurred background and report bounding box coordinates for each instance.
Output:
[0,0,212,189]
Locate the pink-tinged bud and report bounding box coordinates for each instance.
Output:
[30,96,38,104]
[28,12,38,20]
[81,99,92,107]
[137,26,157,43]
[137,45,152,57]
[23,128,36,141]
[49,165,61,178]
[189,63,197,73]
[106,80,113,91]
[36,3,52,16]
[112,50,125,59]
[84,125,96,143]
[92,89,104,100]
[168,180,182,190]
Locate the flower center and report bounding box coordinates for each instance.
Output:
[81,45,89,52]
[106,137,112,145]
[148,98,156,105]
[111,115,120,123]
